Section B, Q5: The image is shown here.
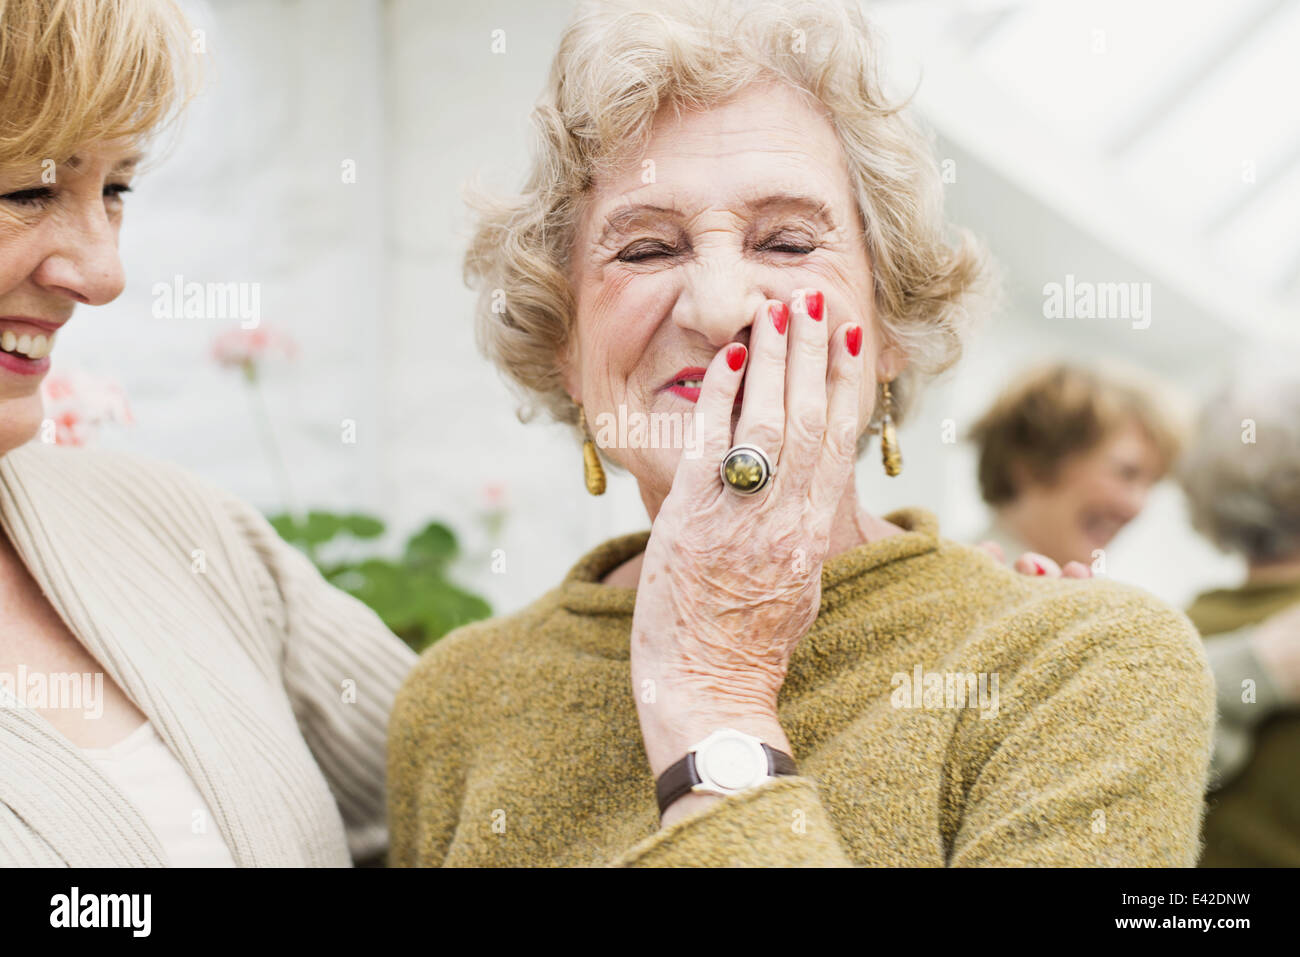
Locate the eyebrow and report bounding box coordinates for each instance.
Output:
[597,192,836,246]
[64,153,145,175]
[112,154,144,174]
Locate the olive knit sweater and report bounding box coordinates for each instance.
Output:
[387,509,1214,867]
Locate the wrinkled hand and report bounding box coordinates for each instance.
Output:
[630,289,863,780]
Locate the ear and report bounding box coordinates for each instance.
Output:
[875,341,907,383]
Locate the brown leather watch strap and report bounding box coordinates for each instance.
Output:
[655,744,797,817]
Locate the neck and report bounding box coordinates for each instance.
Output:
[1244,556,1300,587]
[824,476,903,556]
[993,502,1051,561]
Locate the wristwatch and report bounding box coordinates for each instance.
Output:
[655,728,797,816]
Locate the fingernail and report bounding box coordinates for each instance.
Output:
[769,302,789,335]
[845,324,862,356]
[806,290,824,321]
[1032,561,1046,576]
[726,343,747,371]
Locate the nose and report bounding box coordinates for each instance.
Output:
[31,202,127,307]
[671,257,771,348]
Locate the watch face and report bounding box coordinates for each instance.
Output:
[699,735,764,790]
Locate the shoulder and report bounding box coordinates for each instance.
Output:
[2,442,275,559]
[395,593,561,695]
[390,590,568,739]
[6,441,242,520]
[4,442,293,618]
[930,538,1207,680]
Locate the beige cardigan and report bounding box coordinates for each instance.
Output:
[0,441,416,866]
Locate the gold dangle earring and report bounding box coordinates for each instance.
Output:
[879,380,902,477]
[579,406,606,495]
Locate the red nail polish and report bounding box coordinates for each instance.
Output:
[845,325,862,356]
[726,343,747,371]
[1033,561,1046,576]
[806,290,824,320]
[770,302,789,335]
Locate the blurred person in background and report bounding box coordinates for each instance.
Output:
[0,0,414,866]
[1178,367,1300,867]
[969,361,1185,572]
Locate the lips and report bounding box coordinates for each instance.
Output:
[0,349,51,376]
[0,316,64,376]
[661,365,708,402]
[659,365,745,406]
[0,315,66,335]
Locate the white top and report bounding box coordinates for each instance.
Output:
[82,722,236,867]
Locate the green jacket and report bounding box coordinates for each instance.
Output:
[1188,579,1300,867]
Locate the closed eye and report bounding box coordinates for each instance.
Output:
[616,232,819,262]
[757,233,818,255]
[1,183,132,208]
[617,242,678,263]
[1,187,53,207]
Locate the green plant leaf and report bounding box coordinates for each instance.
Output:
[266,509,491,656]
[341,514,386,539]
[403,521,458,570]
[301,511,345,546]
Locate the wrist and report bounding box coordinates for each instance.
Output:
[631,644,791,777]
[651,726,799,829]
[637,701,789,779]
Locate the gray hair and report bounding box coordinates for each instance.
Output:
[1177,367,1300,563]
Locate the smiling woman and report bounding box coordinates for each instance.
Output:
[0,0,194,451]
[969,361,1188,567]
[388,0,1216,867]
[0,0,416,867]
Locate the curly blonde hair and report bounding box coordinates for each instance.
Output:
[464,0,995,450]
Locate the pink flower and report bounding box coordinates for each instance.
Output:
[39,369,134,447]
[482,481,509,509]
[211,327,298,372]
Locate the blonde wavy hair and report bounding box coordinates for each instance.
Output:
[0,0,198,174]
[464,0,995,451]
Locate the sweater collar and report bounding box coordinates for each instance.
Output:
[558,507,941,618]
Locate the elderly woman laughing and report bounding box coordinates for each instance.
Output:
[387,0,1214,866]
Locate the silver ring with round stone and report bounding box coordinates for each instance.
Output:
[720,443,776,497]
